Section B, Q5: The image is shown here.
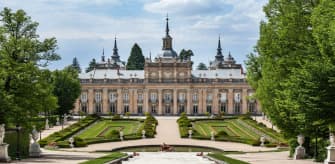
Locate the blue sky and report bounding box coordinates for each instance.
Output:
[1,0,267,70]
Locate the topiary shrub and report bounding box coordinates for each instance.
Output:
[216,130,228,137]
[56,141,70,148]
[74,137,87,147]
[106,130,120,138]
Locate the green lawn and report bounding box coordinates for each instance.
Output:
[208,153,250,164]
[192,118,285,145]
[78,120,142,139]
[80,152,127,164]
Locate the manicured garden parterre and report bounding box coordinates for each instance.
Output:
[177,113,286,146]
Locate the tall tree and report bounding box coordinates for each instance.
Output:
[86,58,96,73]
[71,57,81,73]
[197,62,208,70]
[126,43,145,70]
[179,49,194,60]
[52,67,81,116]
[0,8,60,126]
[245,0,335,160]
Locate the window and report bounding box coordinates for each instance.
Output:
[137,105,143,114]
[95,92,102,102]
[220,93,227,103]
[193,105,198,114]
[151,105,157,113]
[81,103,87,113]
[220,103,227,113]
[207,94,213,101]
[206,105,212,114]
[234,103,241,114]
[234,93,241,103]
[150,93,157,102]
[110,103,116,113]
[109,93,117,102]
[165,105,171,114]
[81,92,88,102]
[124,105,129,113]
[179,93,185,102]
[179,105,185,113]
[248,102,256,113]
[192,94,198,102]
[138,94,143,101]
[123,93,129,100]
[95,103,102,113]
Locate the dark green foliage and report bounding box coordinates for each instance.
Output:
[179,49,194,60]
[85,58,97,73]
[71,57,81,73]
[112,114,121,120]
[52,67,81,116]
[74,136,87,147]
[80,152,127,164]
[39,115,98,147]
[56,140,70,148]
[245,0,335,160]
[0,7,60,126]
[177,112,191,137]
[196,62,208,70]
[4,129,30,159]
[126,43,145,70]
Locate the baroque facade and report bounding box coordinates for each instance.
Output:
[74,17,260,115]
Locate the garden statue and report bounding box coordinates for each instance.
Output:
[142,130,146,139]
[210,131,215,141]
[120,130,124,141]
[56,117,60,126]
[294,134,305,160]
[325,124,335,164]
[0,124,10,162]
[63,114,68,125]
[29,125,41,157]
[0,124,4,144]
[260,135,265,147]
[45,118,49,130]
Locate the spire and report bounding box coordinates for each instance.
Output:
[215,35,223,61]
[112,36,119,58]
[101,48,105,62]
[165,13,169,36]
[149,51,152,61]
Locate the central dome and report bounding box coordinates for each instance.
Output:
[158,49,178,58]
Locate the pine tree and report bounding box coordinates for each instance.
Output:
[86,58,97,73]
[126,43,145,70]
[179,49,194,60]
[197,62,208,70]
[71,57,81,73]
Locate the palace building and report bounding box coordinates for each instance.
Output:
[74,17,260,116]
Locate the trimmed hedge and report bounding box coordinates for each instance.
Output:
[4,129,30,159]
[177,112,191,138]
[39,115,99,147]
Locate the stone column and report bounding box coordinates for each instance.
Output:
[143,89,149,113]
[213,88,219,114]
[158,89,163,115]
[228,89,234,114]
[203,89,207,114]
[117,89,122,114]
[173,89,178,115]
[198,89,203,114]
[102,88,108,114]
[74,98,80,114]
[187,89,192,115]
[242,89,248,114]
[133,89,138,114]
[88,88,94,114]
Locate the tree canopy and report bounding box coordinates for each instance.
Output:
[0,7,60,126]
[245,0,335,160]
[179,49,194,61]
[197,62,208,70]
[71,57,81,73]
[126,43,145,70]
[86,58,96,73]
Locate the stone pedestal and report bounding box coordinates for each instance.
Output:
[325,146,335,164]
[0,144,11,162]
[29,142,41,157]
[294,146,305,160]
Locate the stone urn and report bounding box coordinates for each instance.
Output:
[188,129,192,139]
[29,125,41,157]
[0,124,10,162]
[294,134,305,160]
[63,114,68,125]
[260,135,266,147]
[69,137,74,148]
[56,117,60,126]
[142,130,146,139]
